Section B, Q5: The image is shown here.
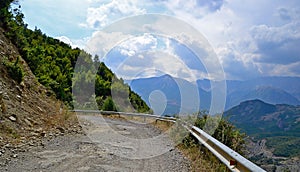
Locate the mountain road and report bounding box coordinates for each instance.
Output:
[1,115,191,172]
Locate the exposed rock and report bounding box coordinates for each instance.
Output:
[56,127,65,133]
[0,27,83,169]
[8,116,16,122]
[40,132,46,137]
[2,93,9,100]
[37,106,44,112]
[16,95,21,100]
[24,118,33,127]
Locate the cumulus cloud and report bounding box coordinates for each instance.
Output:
[55,36,88,49]
[180,0,300,79]
[250,22,300,65]
[78,0,300,80]
[118,34,158,56]
[85,31,132,57]
[163,0,225,18]
[114,50,197,81]
[81,0,146,29]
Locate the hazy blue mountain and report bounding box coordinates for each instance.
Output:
[128,76,300,115]
[224,99,300,157]
[225,86,300,109]
[226,77,300,103]
[129,74,211,115]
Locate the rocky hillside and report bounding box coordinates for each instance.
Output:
[224,99,300,171]
[224,99,300,138]
[0,28,81,166]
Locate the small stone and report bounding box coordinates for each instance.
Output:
[40,132,46,137]
[37,106,43,112]
[35,128,43,132]
[9,116,16,122]
[20,81,25,88]
[16,95,21,100]
[56,127,65,133]
[24,119,33,127]
[12,154,17,158]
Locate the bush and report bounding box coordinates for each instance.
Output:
[102,97,117,111]
[3,56,24,83]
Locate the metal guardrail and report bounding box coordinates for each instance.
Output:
[181,122,266,172]
[72,110,265,172]
[72,109,177,123]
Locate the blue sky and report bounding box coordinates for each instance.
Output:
[19,0,300,81]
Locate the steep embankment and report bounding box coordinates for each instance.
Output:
[0,28,81,166]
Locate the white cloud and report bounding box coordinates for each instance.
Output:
[78,0,300,80]
[85,31,132,57]
[115,51,196,81]
[163,0,224,19]
[81,0,146,29]
[55,36,88,49]
[177,0,300,79]
[118,34,158,56]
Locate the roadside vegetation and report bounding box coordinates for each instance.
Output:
[169,111,246,172]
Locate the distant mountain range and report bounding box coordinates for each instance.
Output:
[225,77,300,108]
[128,75,300,115]
[224,99,300,158]
[224,99,300,137]
[129,74,207,115]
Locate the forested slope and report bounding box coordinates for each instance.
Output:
[0,0,150,113]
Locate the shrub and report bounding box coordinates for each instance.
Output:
[3,56,24,83]
[102,97,117,111]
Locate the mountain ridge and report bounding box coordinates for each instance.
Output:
[224,99,300,156]
[223,99,300,170]
[128,75,300,115]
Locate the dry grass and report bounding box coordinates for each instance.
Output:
[44,102,79,130]
[177,143,229,172]
[151,119,230,172]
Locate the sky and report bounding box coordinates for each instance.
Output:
[19,0,300,81]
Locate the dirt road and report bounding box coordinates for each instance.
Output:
[1,115,191,172]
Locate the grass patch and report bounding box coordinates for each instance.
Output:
[0,122,20,139]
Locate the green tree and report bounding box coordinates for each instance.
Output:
[102,97,117,111]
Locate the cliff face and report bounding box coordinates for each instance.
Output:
[0,28,81,164]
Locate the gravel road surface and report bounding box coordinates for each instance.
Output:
[1,115,191,172]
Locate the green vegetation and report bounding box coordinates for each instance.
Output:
[2,56,24,83]
[102,97,117,111]
[0,1,150,112]
[225,100,300,158]
[172,111,246,171]
[266,136,300,157]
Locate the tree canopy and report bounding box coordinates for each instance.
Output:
[1,1,151,113]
